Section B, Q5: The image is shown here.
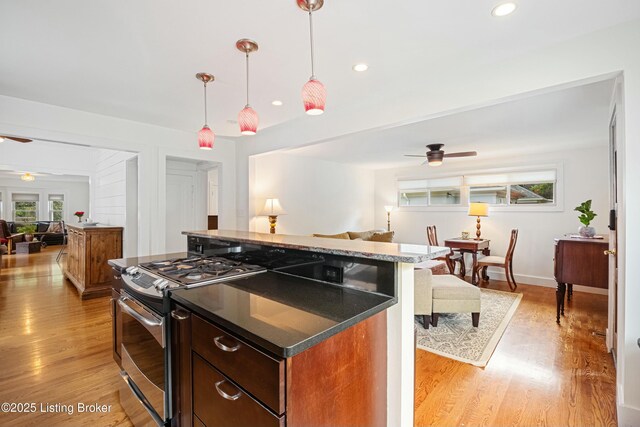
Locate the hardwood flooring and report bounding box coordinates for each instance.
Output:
[415,280,617,427]
[0,248,617,426]
[0,247,131,427]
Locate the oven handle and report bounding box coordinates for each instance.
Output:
[121,372,164,426]
[118,297,163,328]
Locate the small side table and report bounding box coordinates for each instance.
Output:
[16,241,42,254]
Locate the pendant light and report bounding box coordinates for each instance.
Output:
[196,73,215,150]
[298,0,326,115]
[236,39,259,135]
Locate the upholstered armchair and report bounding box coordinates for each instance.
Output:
[414,268,481,329]
[0,220,25,254]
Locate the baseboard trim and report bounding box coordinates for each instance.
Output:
[617,402,640,427]
[464,269,608,295]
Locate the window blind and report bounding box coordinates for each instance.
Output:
[48,194,64,201]
[398,176,463,190]
[12,193,39,202]
[463,170,556,186]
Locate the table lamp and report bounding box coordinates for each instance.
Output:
[260,198,286,234]
[468,202,489,240]
[384,205,394,231]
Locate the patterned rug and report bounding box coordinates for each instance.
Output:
[415,288,523,367]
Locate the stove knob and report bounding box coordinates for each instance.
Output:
[153,278,164,286]
[126,266,140,276]
[155,279,170,292]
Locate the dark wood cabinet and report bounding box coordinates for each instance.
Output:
[173,307,387,427]
[554,236,609,323]
[64,225,123,299]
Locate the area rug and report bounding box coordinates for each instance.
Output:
[415,288,523,367]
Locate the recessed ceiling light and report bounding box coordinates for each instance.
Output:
[352,63,369,72]
[272,100,283,106]
[491,2,517,17]
[0,136,5,143]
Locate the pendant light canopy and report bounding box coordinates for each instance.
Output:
[298,0,326,115]
[236,39,259,136]
[196,72,215,150]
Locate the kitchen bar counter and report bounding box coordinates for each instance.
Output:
[183,229,449,263]
[171,271,395,357]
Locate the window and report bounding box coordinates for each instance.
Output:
[398,177,463,207]
[49,194,64,221]
[13,193,39,222]
[465,170,556,206]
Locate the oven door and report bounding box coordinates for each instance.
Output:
[118,292,167,426]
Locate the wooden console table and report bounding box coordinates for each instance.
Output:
[553,236,609,323]
[444,238,490,284]
[64,224,123,299]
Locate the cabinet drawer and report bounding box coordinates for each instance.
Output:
[191,315,285,414]
[193,354,284,427]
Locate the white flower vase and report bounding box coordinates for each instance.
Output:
[578,226,596,238]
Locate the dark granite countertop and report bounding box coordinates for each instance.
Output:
[183,229,449,263]
[170,271,395,358]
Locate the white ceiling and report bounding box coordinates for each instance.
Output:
[283,79,615,169]
[0,169,89,182]
[1,1,639,138]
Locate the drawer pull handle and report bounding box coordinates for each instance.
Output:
[214,336,240,352]
[214,380,242,401]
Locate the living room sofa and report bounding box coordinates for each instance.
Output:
[6,221,66,246]
[312,229,395,242]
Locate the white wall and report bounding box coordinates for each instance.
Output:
[0,176,89,224]
[374,146,609,288]
[0,94,237,257]
[90,149,138,256]
[250,153,375,235]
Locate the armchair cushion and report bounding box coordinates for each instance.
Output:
[368,231,395,243]
[479,255,506,264]
[312,232,351,240]
[431,275,481,301]
[414,268,433,316]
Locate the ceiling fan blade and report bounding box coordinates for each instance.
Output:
[1,135,33,143]
[421,159,429,166]
[444,151,477,158]
[404,154,428,157]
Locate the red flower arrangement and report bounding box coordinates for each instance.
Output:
[74,211,85,223]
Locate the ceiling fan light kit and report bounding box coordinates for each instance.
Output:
[236,39,259,135]
[196,73,215,150]
[299,0,327,115]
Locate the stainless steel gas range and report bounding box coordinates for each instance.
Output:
[115,255,266,426]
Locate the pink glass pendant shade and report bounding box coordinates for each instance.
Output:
[302,78,326,115]
[198,125,214,150]
[238,106,258,135]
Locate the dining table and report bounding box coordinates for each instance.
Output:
[443,238,491,285]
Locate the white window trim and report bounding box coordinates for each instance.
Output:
[395,163,564,213]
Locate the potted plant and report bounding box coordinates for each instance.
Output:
[17,224,37,242]
[574,199,597,238]
[74,211,85,223]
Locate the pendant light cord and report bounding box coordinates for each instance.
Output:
[203,82,208,125]
[308,9,315,79]
[246,52,250,107]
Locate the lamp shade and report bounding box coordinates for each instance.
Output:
[238,106,258,135]
[384,205,394,213]
[468,202,489,217]
[302,78,326,115]
[198,125,215,150]
[260,198,287,216]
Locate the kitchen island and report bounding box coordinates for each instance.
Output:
[181,230,448,427]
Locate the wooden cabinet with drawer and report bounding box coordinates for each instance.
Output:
[173,307,387,427]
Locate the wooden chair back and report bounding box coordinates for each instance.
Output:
[0,220,10,240]
[426,226,439,246]
[506,229,519,262]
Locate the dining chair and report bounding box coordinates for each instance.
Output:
[473,229,519,291]
[426,226,465,276]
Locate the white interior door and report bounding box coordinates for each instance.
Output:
[166,173,194,253]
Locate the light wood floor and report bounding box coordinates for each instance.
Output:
[0,247,132,427]
[1,248,617,426]
[415,279,617,427]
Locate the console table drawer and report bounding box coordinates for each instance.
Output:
[191,314,285,414]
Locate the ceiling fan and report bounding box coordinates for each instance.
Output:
[0,135,32,143]
[404,143,477,167]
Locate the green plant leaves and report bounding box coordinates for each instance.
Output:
[574,199,597,227]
